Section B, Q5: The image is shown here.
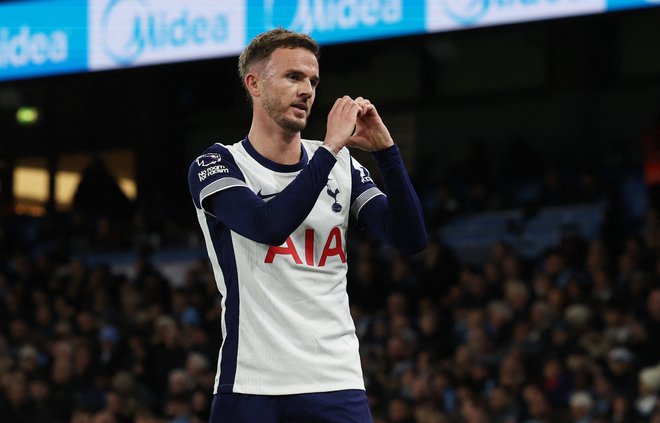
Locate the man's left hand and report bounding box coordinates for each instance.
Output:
[348,97,395,152]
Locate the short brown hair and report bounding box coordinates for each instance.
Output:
[238,29,320,87]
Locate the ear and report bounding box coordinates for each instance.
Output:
[245,73,260,98]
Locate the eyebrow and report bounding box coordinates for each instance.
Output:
[286,69,320,82]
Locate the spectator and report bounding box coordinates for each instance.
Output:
[2,156,660,422]
[569,391,594,423]
[635,364,660,419]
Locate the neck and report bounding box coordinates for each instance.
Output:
[248,111,302,165]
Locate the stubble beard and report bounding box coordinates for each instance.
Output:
[263,95,308,134]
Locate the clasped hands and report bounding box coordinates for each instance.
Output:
[323,96,394,154]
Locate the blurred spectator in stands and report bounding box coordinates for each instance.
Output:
[148,316,186,397]
[635,364,660,420]
[588,268,614,309]
[458,397,489,423]
[541,356,572,407]
[610,393,635,423]
[637,286,660,369]
[487,384,518,423]
[568,391,594,423]
[388,396,417,423]
[504,280,531,321]
[543,249,573,289]
[0,371,37,423]
[50,354,75,421]
[591,371,616,417]
[601,302,631,346]
[29,377,53,423]
[419,239,458,300]
[575,171,605,204]
[642,113,660,210]
[73,156,133,220]
[521,383,568,422]
[97,325,124,376]
[540,166,573,206]
[424,184,460,228]
[486,300,513,351]
[603,347,637,398]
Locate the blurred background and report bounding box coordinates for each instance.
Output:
[2,1,660,422]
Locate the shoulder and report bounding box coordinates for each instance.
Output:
[190,142,243,170]
[188,141,247,187]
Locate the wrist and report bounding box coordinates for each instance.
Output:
[320,144,339,157]
[374,140,395,151]
[372,143,399,161]
[322,140,343,155]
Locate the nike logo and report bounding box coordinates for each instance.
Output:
[257,189,279,200]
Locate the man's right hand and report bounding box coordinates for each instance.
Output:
[323,96,361,154]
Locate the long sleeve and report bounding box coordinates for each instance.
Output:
[204,147,337,246]
[356,145,428,254]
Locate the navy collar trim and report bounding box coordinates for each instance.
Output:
[242,137,307,173]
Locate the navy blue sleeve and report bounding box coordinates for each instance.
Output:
[189,146,247,210]
[356,145,428,255]
[205,147,337,246]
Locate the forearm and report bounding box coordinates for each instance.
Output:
[207,148,337,245]
[361,145,428,254]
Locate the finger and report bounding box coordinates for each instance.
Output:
[339,96,359,115]
[339,100,361,121]
[362,103,376,116]
[357,102,376,118]
[328,97,343,116]
[356,98,372,108]
[356,97,372,115]
[355,98,372,115]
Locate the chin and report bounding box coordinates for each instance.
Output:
[280,118,307,133]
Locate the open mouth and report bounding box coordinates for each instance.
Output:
[292,103,308,112]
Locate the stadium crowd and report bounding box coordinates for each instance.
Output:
[1,164,660,423]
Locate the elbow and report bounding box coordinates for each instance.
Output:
[250,209,292,246]
[257,226,291,247]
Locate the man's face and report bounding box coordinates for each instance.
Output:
[257,47,319,133]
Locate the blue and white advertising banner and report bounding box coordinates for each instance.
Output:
[607,0,660,10]
[246,0,427,45]
[425,0,604,33]
[88,0,246,70]
[1,0,660,82]
[0,0,88,82]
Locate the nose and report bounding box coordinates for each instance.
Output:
[299,79,313,98]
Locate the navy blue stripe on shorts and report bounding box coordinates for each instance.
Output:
[209,389,373,423]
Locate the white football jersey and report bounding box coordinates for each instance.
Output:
[189,138,383,395]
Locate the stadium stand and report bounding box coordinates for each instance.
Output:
[1,164,659,423]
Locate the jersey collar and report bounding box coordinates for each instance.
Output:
[242,137,308,173]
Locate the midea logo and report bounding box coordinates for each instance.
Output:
[442,0,489,25]
[100,0,229,65]
[263,0,403,33]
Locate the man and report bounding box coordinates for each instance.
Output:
[188,29,427,423]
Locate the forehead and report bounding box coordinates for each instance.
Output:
[266,47,319,76]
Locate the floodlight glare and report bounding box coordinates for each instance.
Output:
[16,107,39,126]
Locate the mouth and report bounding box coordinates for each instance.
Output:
[292,103,308,113]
